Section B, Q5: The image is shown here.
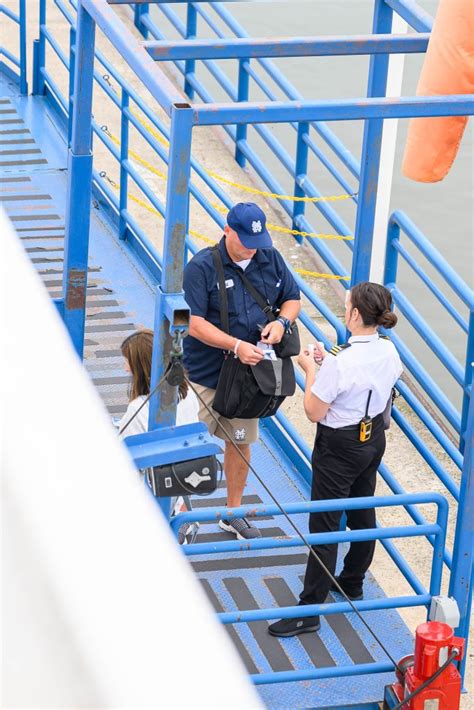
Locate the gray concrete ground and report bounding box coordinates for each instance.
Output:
[4,0,472,702]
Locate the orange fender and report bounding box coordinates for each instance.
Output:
[402,0,474,183]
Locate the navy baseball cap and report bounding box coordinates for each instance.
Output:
[226,202,273,249]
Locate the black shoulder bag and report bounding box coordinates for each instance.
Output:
[232,268,300,358]
[211,247,296,420]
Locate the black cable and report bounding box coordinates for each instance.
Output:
[118,362,172,437]
[185,375,403,673]
[392,649,459,710]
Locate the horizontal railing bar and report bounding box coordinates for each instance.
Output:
[0,4,19,22]
[251,660,395,686]
[81,0,183,115]
[390,210,474,309]
[192,95,474,126]
[143,33,429,61]
[219,594,432,624]
[170,492,446,527]
[183,524,439,557]
[385,0,434,32]
[0,47,21,68]
[391,287,465,387]
[394,240,468,333]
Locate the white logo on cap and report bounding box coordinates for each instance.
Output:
[251,220,262,234]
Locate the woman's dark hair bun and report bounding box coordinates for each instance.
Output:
[377,309,398,329]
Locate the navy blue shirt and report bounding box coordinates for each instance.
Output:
[183,237,300,388]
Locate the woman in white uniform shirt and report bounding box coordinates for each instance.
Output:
[269,282,403,637]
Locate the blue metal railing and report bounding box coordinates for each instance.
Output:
[123,1,470,541]
[31,0,468,562]
[21,0,473,687]
[170,492,448,685]
[384,210,474,451]
[0,0,27,94]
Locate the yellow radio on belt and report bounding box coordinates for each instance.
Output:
[359,416,373,442]
[359,390,373,442]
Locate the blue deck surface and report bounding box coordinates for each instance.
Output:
[2,74,414,708]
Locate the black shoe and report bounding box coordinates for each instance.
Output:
[219,517,262,540]
[268,616,321,637]
[330,576,363,601]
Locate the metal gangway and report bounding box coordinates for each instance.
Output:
[1,0,473,707]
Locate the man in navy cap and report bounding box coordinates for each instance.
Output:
[183,203,301,539]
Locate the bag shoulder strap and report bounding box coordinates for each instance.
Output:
[211,246,230,334]
[232,268,275,321]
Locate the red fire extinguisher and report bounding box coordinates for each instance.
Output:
[384,621,465,709]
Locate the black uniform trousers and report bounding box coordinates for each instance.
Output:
[300,414,386,606]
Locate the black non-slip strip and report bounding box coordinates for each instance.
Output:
[43,279,62,287]
[93,375,129,386]
[40,267,99,275]
[106,404,127,415]
[324,594,375,664]
[192,554,307,573]
[19,233,64,240]
[0,99,12,104]
[0,158,47,166]
[85,323,135,334]
[26,246,63,253]
[0,174,31,182]
[15,225,63,231]
[199,579,259,675]
[94,348,123,358]
[0,129,30,135]
[31,257,64,264]
[297,576,375,665]
[191,494,262,510]
[0,192,51,201]
[224,577,293,672]
[0,118,24,124]
[0,109,16,114]
[264,577,336,668]
[196,526,285,544]
[9,213,60,222]
[0,138,35,145]
[0,148,41,156]
[86,310,127,320]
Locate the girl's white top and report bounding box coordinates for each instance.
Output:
[118,390,200,439]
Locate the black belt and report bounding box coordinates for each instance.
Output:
[319,413,383,433]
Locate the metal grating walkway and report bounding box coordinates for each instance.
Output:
[2,82,414,709]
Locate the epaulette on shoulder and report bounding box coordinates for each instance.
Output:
[329,343,351,356]
[379,334,391,341]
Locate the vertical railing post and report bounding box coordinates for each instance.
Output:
[449,388,473,683]
[292,121,309,245]
[19,0,27,95]
[67,26,76,148]
[32,0,46,95]
[134,2,149,39]
[119,89,130,240]
[351,0,392,284]
[149,104,193,518]
[62,1,96,358]
[235,59,249,168]
[184,3,197,99]
[460,312,474,453]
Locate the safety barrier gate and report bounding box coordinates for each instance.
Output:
[4,0,473,691]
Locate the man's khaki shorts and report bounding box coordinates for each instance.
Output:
[192,382,259,445]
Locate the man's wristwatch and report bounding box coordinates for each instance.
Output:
[276,316,291,332]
